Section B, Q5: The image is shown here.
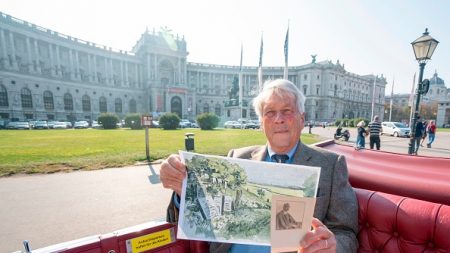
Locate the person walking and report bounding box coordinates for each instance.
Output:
[368,115,382,150]
[420,121,428,147]
[355,120,367,150]
[413,116,425,155]
[427,120,437,148]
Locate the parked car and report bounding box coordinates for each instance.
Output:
[53,121,68,129]
[34,121,49,129]
[151,120,160,128]
[74,121,89,129]
[6,121,18,129]
[15,121,31,130]
[91,121,102,129]
[179,119,192,128]
[0,119,9,129]
[381,122,411,137]
[243,120,260,129]
[224,121,241,129]
[47,121,57,129]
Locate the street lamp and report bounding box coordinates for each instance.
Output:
[408,28,439,154]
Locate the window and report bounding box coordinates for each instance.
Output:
[99,97,107,113]
[82,95,91,112]
[115,98,122,113]
[316,86,320,95]
[303,85,307,95]
[129,99,136,113]
[43,90,54,110]
[64,93,73,111]
[0,85,8,106]
[215,104,221,116]
[304,74,307,80]
[21,88,33,108]
[203,103,209,113]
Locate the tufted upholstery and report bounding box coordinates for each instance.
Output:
[355,188,450,253]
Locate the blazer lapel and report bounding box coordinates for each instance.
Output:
[250,145,267,161]
[292,141,314,166]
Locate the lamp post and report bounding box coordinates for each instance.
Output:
[408,28,439,154]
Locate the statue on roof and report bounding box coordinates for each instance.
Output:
[311,54,317,63]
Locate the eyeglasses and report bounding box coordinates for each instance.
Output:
[263,109,297,119]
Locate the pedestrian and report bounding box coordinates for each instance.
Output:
[427,120,437,148]
[420,121,428,147]
[355,120,367,150]
[367,115,382,150]
[308,122,312,134]
[160,79,358,253]
[413,116,425,155]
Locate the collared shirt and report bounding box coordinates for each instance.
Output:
[230,141,299,253]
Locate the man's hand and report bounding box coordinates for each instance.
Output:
[298,218,336,253]
[159,154,186,195]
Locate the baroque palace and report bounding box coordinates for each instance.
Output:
[0,12,386,124]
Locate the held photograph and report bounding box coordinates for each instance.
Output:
[177,151,321,246]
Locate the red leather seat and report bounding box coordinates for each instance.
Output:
[355,188,450,253]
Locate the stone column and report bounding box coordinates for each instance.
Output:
[109,57,113,85]
[154,54,157,81]
[55,45,61,76]
[87,54,92,82]
[124,61,129,86]
[92,55,97,83]
[33,39,41,74]
[68,49,75,79]
[104,56,108,84]
[0,29,8,67]
[134,63,138,87]
[120,60,124,86]
[48,43,55,76]
[26,37,33,72]
[8,31,18,69]
[146,54,151,81]
[74,50,80,80]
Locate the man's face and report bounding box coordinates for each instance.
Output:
[261,92,304,154]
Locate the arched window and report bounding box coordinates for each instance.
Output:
[129,99,136,113]
[82,95,91,112]
[43,90,54,110]
[203,103,209,113]
[115,98,122,113]
[64,93,73,111]
[99,97,107,113]
[21,88,33,108]
[214,103,221,116]
[0,84,8,106]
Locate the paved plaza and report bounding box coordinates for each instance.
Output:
[0,129,448,253]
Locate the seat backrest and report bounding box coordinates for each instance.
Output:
[355,188,450,253]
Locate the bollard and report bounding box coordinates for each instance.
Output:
[185,133,195,151]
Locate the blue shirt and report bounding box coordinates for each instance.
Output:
[229,142,299,253]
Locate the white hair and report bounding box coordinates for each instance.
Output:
[252,79,305,120]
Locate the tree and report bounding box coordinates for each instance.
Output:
[97,113,119,129]
[159,113,180,130]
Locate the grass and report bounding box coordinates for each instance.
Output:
[0,128,319,176]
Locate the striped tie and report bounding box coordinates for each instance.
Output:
[272,154,289,163]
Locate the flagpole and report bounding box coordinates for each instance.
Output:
[258,33,263,92]
[283,21,289,80]
[370,75,377,121]
[408,73,416,128]
[389,76,394,121]
[239,43,243,119]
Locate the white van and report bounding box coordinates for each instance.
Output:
[381,122,411,137]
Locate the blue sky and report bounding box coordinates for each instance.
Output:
[1,0,449,94]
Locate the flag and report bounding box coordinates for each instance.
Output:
[389,76,394,121]
[258,34,263,91]
[239,43,243,72]
[370,75,377,120]
[283,25,289,79]
[408,72,416,107]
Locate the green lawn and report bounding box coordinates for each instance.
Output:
[0,128,319,176]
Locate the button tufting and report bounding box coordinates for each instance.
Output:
[393,232,398,237]
[428,242,434,248]
[366,222,370,227]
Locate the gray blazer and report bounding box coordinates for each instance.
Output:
[167,142,358,253]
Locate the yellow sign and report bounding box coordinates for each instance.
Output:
[126,227,175,253]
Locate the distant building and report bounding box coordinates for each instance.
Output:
[0,12,386,124]
[385,71,450,127]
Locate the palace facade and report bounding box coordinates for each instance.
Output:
[0,12,386,124]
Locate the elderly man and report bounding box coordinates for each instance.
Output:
[160,79,358,253]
